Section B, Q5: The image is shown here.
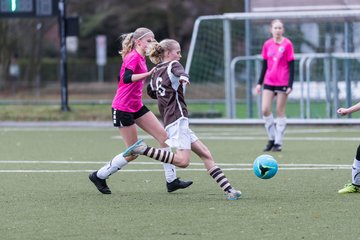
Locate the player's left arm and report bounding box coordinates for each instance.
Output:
[172,61,190,85]
[287,60,295,94]
[286,41,295,95]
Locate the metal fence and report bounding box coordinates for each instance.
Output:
[186,10,360,119]
[231,53,360,119]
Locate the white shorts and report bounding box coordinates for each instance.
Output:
[164,118,198,150]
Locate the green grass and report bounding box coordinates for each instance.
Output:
[0,104,111,121]
[1,101,360,121]
[0,125,359,239]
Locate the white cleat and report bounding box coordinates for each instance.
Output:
[227,189,242,200]
[123,139,148,157]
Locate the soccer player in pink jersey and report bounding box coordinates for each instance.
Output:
[255,19,295,152]
[89,28,192,194]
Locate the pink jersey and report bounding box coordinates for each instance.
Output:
[261,37,294,86]
[112,50,147,112]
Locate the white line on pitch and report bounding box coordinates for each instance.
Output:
[111,135,360,141]
[0,166,351,173]
[1,127,355,134]
[0,160,351,168]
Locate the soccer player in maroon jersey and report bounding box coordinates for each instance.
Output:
[124,39,242,200]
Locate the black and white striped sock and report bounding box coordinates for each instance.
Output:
[143,147,174,164]
[208,166,232,193]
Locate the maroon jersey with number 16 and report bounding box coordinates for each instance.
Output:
[149,60,190,127]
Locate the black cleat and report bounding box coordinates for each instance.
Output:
[167,178,193,193]
[263,140,275,152]
[89,171,111,194]
[272,144,282,152]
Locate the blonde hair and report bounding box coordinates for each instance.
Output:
[149,39,178,64]
[119,27,153,58]
[271,19,284,27]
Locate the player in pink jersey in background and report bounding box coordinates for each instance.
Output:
[255,19,295,152]
[89,28,192,194]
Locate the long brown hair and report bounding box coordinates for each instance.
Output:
[119,27,153,59]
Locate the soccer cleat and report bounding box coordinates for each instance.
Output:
[123,139,147,157]
[88,171,111,194]
[167,178,193,193]
[272,144,282,152]
[263,140,275,152]
[338,183,360,194]
[227,189,242,200]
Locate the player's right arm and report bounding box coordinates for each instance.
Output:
[146,83,157,99]
[255,59,267,94]
[124,67,155,83]
[337,102,360,116]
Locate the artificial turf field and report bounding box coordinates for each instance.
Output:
[1,124,360,240]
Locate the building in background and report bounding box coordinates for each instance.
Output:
[251,0,360,12]
[250,0,360,53]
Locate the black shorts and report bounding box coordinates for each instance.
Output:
[112,105,150,128]
[263,84,288,93]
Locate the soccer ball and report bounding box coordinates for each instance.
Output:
[253,154,278,179]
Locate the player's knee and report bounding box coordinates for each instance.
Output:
[177,158,190,168]
[158,135,168,145]
[154,131,168,145]
[125,155,137,162]
[262,110,270,116]
[262,107,273,116]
